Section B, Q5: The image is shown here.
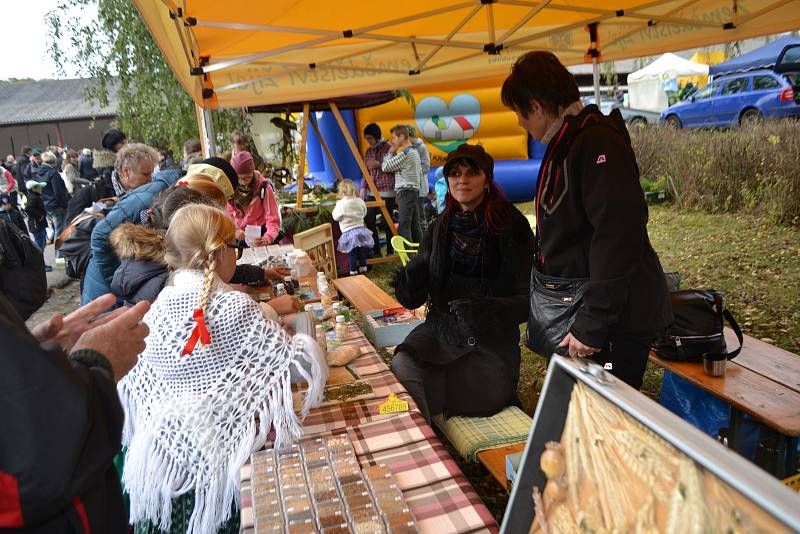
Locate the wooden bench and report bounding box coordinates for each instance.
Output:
[650,327,800,477]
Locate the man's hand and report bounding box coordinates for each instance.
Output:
[31,293,127,352]
[235,228,245,241]
[558,332,600,358]
[71,301,151,382]
[265,266,291,279]
[366,160,380,170]
[269,294,301,315]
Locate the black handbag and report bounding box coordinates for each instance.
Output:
[526,265,587,357]
[653,289,743,362]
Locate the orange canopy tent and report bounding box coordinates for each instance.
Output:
[134,0,800,115]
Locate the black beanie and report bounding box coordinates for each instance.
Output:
[443,143,494,182]
[101,129,127,152]
[363,123,382,139]
[202,157,239,190]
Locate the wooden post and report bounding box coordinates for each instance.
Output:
[329,102,399,247]
[309,114,344,184]
[295,103,310,209]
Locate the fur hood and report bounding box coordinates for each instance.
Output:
[92,149,116,169]
[109,223,165,263]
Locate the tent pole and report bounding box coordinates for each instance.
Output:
[593,57,601,107]
[328,102,399,264]
[295,103,310,209]
[196,105,217,157]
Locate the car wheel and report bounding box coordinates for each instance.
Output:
[664,115,682,129]
[740,108,763,126]
[628,117,647,128]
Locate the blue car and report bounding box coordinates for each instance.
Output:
[660,69,799,128]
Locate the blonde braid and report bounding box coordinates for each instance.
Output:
[198,250,217,315]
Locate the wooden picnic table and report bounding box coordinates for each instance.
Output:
[333,274,400,314]
[650,327,800,477]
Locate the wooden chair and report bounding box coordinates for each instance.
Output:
[293,223,337,280]
[390,235,419,267]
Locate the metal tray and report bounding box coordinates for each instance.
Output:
[501,356,800,533]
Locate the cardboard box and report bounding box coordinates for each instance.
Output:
[363,307,424,348]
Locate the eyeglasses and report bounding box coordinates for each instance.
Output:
[227,243,243,259]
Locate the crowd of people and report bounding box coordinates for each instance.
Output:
[0,51,671,534]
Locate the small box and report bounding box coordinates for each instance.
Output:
[363,307,424,348]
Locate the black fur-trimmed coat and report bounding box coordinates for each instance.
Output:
[393,203,535,416]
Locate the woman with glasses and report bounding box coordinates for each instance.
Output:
[109,179,297,317]
[391,143,535,422]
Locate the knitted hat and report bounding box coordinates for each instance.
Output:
[230,151,255,176]
[101,129,127,152]
[201,157,239,191]
[443,143,494,182]
[185,163,234,199]
[363,123,381,139]
[31,148,42,156]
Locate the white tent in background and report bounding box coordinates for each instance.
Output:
[628,53,709,112]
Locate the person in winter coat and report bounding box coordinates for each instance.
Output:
[93,128,127,192]
[81,144,178,304]
[227,151,281,246]
[14,146,32,199]
[360,123,396,257]
[38,151,70,244]
[62,148,91,194]
[392,144,535,422]
[79,147,98,179]
[501,51,671,389]
[23,180,52,272]
[0,290,149,533]
[0,193,25,233]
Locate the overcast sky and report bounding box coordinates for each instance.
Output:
[0,0,92,80]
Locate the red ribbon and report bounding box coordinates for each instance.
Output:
[182,308,211,356]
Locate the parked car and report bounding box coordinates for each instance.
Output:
[582,96,662,126]
[659,69,799,128]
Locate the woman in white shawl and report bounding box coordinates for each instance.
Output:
[118,204,327,534]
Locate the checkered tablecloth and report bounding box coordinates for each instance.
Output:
[240,324,499,533]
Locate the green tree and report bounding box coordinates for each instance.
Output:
[47,0,250,156]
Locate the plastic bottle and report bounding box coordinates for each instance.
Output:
[304,303,314,313]
[312,302,325,321]
[317,272,332,306]
[335,315,347,340]
[274,283,287,297]
[315,325,327,351]
[332,302,340,317]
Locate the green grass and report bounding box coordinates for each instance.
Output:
[362,204,800,521]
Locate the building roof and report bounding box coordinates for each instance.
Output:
[0,78,119,126]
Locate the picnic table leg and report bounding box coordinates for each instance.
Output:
[727,407,744,453]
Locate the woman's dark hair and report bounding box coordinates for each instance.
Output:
[182,139,201,154]
[148,186,210,230]
[442,161,511,234]
[501,51,580,117]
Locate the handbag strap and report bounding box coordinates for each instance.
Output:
[722,308,743,360]
[703,308,743,361]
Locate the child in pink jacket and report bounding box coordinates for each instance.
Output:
[227,151,281,246]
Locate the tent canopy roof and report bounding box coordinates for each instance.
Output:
[710,35,800,76]
[627,52,708,82]
[133,0,800,108]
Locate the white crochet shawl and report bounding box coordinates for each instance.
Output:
[118,270,327,533]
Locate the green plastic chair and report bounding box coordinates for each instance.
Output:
[391,235,420,266]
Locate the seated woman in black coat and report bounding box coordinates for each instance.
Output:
[392,144,535,422]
